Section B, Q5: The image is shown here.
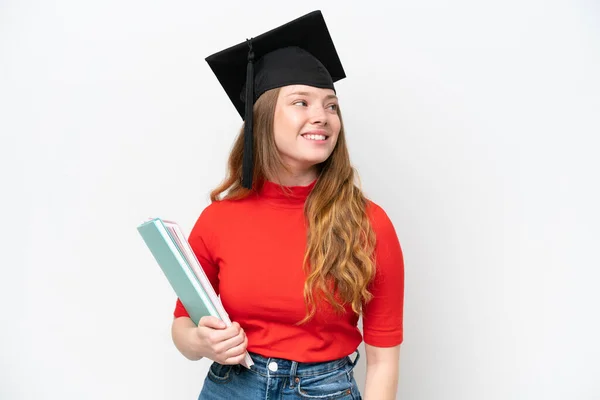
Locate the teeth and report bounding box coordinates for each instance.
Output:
[303,134,327,141]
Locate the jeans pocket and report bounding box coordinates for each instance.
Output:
[207,362,234,384]
[296,365,357,399]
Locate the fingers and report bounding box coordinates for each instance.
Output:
[195,318,247,364]
[223,334,249,365]
[198,316,227,329]
[214,328,246,355]
[202,322,242,344]
[210,324,247,365]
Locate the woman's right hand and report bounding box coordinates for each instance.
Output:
[190,316,248,365]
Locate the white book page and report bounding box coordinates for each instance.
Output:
[163,221,231,324]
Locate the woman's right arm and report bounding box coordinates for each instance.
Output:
[172,316,205,361]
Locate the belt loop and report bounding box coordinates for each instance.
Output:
[289,360,299,388]
[349,349,360,367]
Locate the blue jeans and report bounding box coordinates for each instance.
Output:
[198,350,362,399]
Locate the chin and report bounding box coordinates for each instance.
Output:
[302,153,332,166]
[283,149,334,169]
[302,160,329,171]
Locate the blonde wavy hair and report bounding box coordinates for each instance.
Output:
[210,88,376,324]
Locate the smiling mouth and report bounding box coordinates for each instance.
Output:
[301,134,328,141]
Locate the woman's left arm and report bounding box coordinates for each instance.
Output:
[361,202,404,399]
[363,343,401,400]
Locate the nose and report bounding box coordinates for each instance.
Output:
[308,105,328,126]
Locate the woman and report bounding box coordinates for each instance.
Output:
[171,11,404,400]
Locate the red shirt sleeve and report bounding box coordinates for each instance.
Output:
[173,206,220,319]
[362,202,405,347]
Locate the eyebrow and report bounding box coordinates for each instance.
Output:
[287,91,338,100]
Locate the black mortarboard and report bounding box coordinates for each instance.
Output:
[205,10,346,189]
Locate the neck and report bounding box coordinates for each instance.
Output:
[268,165,319,187]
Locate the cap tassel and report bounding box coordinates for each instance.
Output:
[242,38,255,189]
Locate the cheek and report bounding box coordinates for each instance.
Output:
[330,117,342,141]
[274,108,303,140]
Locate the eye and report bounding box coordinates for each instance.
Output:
[293,100,307,107]
[327,104,338,111]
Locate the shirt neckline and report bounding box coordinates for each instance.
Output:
[256,179,317,208]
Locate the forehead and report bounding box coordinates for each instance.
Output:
[279,84,337,98]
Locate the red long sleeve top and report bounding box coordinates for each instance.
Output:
[174,179,404,362]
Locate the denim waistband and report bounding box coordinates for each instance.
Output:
[247,349,360,378]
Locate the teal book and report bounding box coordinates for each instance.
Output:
[137,218,219,323]
[136,217,254,368]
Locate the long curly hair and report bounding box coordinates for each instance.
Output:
[210,88,376,324]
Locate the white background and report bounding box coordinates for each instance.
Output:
[2,0,599,399]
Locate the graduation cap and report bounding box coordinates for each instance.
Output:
[205,10,346,189]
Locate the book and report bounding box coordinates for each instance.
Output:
[137,217,254,369]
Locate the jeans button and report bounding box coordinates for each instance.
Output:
[268,361,278,372]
